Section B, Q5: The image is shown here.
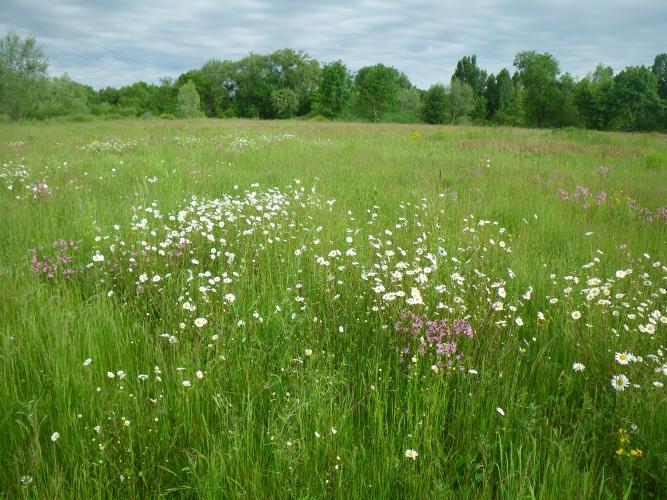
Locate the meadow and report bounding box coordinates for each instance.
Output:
[0,118,666,498]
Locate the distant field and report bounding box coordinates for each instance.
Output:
[0,119,666,498]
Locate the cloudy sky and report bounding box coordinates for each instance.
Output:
[2,0,665,89]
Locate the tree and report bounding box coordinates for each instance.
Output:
[32,74,91,119]
[485,68,515,118]
[513,51,561,127]
[575,64,614,129]
[0,32,49,120]
[268,48,320,115]
[354,64,400,121]
[652,53,667,100]
[200,59,237,116]
[315,60,352,117]
[448,80,475,123]
[452,55,487,96]
[610,66,663,131]
[422,84,448,124]
[177,80,201,118]
[553,73,580,127]
[271,88,299,118]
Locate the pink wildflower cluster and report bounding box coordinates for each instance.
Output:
[29,239,81,279]
[31,180,52,198]
[558,186,666,223]
[395,311,474,373]
[558,186,607,209]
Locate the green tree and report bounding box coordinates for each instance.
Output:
[452,55,487,96]
[354,64,400,121]
[315,60,352,117]
[485,68,514,119]
[200,59,237,116]
[610,66,663,131]
[0,32,49,120]
[32,74,91,118]
[271,88,299,118]
[553,73,580,127]
[421,84,448,124]
[513,51,560,127]
[448,80,475,123]
[268,48,320,115]
[575,64,614,129]
[177,80,201,118]
[652,53,667,100]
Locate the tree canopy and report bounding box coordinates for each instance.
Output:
[1,31,666,131]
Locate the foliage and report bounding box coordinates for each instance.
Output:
[354,64,401,121]
[448,80,476,123]
[452,54,488,95]
[513,51,561,127]
[315,60,352,118]
[176,80,201,118]
[0,32,49,120]
[422,83,448,124]
[1,31,666,131]
[271,88,299,118]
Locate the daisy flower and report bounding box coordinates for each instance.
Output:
[611,374,630,392]
[615,352,630,365]
[572,362,586,372]
[404,449,418,460]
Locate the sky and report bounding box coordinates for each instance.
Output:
[2,0,666,89]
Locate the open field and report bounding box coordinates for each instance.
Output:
[1,119,666,498]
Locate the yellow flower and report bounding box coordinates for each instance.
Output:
[619,435,630,445]
[630,449,643,457]
[615,448,625,456]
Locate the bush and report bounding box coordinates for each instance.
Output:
[307,114,330,122]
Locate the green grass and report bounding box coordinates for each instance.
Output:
[0,118,666,498]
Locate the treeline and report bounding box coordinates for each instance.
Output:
[1,32,666,131]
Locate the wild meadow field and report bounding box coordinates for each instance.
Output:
[0,118,666,498]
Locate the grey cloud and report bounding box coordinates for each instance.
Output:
[1,0,665,89]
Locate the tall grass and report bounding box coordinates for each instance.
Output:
[0,119,665,498]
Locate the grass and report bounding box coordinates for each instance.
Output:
[0,118,666,498]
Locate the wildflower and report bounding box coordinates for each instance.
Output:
[572,362,586,372]
[611,374,630,391]
[496,407,505,416]
[182,380,192,387]
[106,371,115,378]
[304,348,313,356]
[615,352,630,365]
[196,370,204,379]
[50,432,60,442]
[92,253,105,262]
[404,449,418,460]
[314,431,321,438]
[331,427,337,435]
[194,317,208,328]
[224,293,236,303]
[152,274,161,283]
[571,311,581,320]
[83,358,92,367]
[630,449,643,457]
